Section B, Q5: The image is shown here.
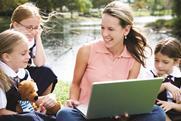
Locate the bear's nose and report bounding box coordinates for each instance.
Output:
[34,96,38,101]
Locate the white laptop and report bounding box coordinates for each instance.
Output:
[76,77,163,119]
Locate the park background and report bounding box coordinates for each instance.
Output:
[0,0,181,103]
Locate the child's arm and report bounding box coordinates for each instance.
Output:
[0,108,17,115]
[33,28,46,66]
[0,88,17,115]
[171,103,181,112]
[159,82,181,102]
[157,100,181,112]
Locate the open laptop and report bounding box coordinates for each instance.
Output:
[76,77,163,119]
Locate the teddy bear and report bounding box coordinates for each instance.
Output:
[16,80,39,113]
[16,80,61,115]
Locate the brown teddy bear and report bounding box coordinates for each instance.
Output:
[16,80,61,115]
[16,80,39,113]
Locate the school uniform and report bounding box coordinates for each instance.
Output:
[151,67,181,120]
[0,88,7,109]
[0,61,56,121]
[27,42,57,95]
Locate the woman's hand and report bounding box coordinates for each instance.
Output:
[64,99,80,108]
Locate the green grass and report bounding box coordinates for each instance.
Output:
[53,81,70,104]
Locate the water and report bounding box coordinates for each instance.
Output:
[44,16,172,82]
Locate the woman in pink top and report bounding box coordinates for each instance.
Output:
[56,1,165,121]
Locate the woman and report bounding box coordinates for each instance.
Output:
[56,1,165,121]
[10,2,57,96]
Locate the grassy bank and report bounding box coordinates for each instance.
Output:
[53,81,69,104]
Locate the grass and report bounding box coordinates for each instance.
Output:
[53,80,70,104]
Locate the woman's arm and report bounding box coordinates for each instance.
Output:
[128,60,141,79]
[70,45,90,100]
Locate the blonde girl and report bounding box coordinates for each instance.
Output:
[0,30,56,121]
[10,2,57,96]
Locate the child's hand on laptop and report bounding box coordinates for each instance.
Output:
[65,99,80,108]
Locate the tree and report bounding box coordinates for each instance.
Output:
[31,0,54,13]
[172,0,181,17]
[75,0,92,13]
[172,0,181,38]
[91,0,113,8]
[0,0,28,15]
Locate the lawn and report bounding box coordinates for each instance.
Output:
[53,80,70,104]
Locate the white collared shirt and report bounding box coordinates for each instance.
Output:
[0,60,32,109]
[0,88,7,109]
[0,61,31,80]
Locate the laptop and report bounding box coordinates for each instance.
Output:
[76,77,163,119]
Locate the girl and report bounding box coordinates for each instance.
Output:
[0,30,56,121]
[151,38,181,121]
[10,2,57,96]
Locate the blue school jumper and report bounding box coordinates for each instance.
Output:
[26,43,57,95]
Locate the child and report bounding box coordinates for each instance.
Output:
[0,30,56,121]
[10,2,57,96]
[151,38,181,121]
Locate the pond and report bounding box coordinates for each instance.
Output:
[43,16,172,83]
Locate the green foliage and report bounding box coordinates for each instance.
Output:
[91,0,112,8]
[145,19,173,30]
[172,0,181,38]
[133,0,152,9]
[133,0,172,16]
[0,0,28,14]
[172,0,181,17]
[0,16,11,32]
[172,17,181,38]
[53,80,70,104]
[75,0,92,13]
[35,0,54,13]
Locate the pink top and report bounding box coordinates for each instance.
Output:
[79,41,136,104]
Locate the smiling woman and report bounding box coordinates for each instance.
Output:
[56,1,166,121]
